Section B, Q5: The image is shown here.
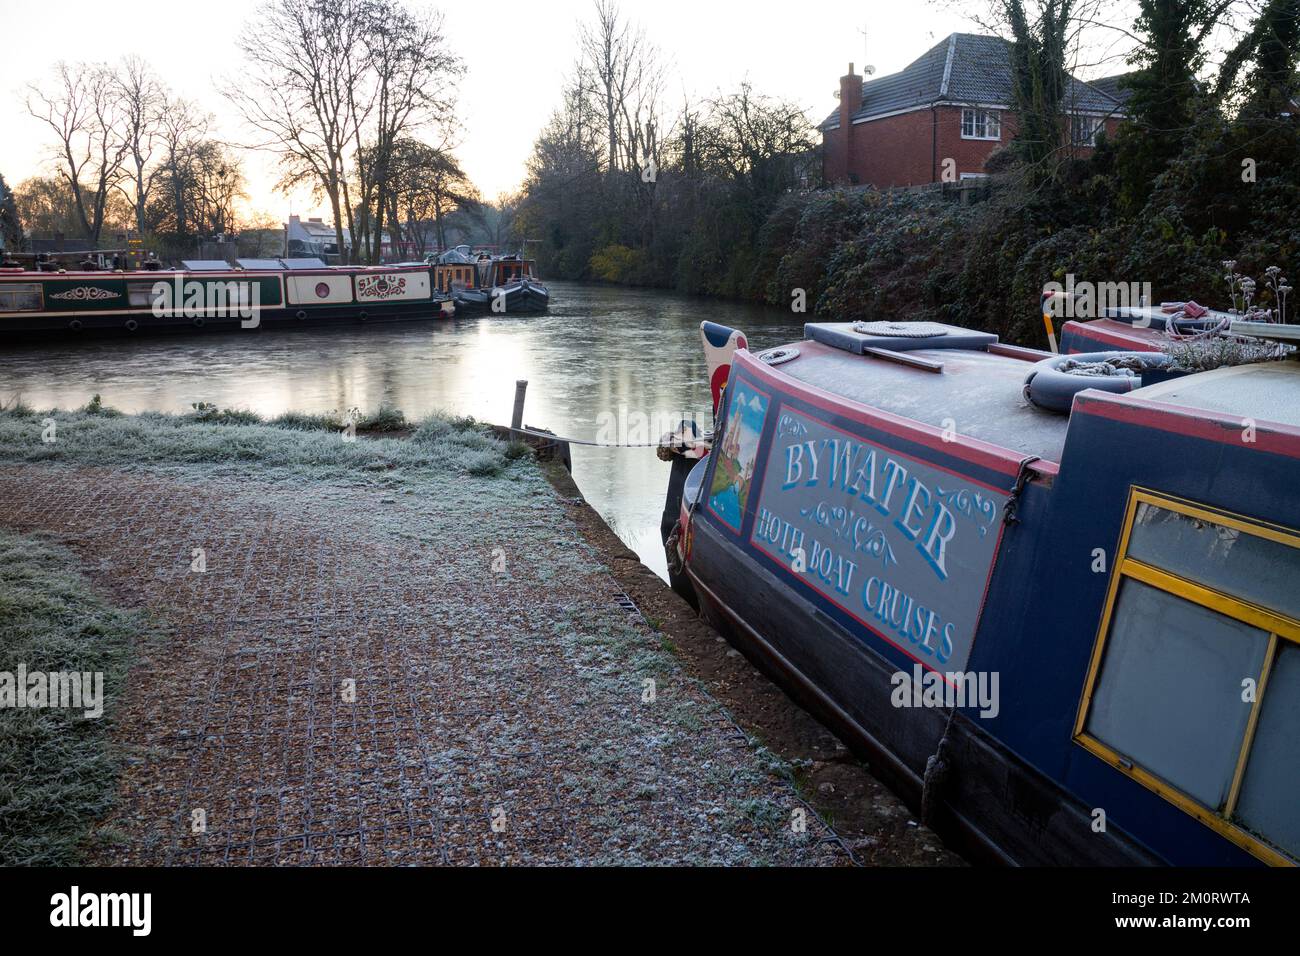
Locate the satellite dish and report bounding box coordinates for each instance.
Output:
[864,65,877,76]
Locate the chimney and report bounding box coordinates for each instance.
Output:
[840,63,862,126]
[838,64,862,184]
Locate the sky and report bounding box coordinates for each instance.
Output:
[0,0,1147,224]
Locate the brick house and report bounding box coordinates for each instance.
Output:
[821,33,1131,188]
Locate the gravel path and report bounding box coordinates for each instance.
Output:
[0,453,847,866]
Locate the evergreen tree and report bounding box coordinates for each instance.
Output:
[1114,0,1233,212]
[0,172,22,252]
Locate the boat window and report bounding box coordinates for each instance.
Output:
[443,267,469,291]
[1233,641,1300,858]
[0,283,43,311]
[1127,502,1300,620]
[127,282,159,308]
[1084,579,1268,809]
[1076,489,1300,865]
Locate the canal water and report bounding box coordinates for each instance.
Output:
[0,281,804,580]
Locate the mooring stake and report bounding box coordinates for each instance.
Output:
[511,379,528,434]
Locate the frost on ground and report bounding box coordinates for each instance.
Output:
[0,406,846,865]
[0,529,148,865]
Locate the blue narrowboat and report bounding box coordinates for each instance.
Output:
[661,317,1300,866]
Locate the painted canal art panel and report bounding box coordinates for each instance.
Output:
[356,271,430,302]
[750,406,1008,671]
[707,381,771,532]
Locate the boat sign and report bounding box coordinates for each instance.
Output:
[747,406,1007,672]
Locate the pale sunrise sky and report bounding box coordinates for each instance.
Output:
[0,0,1154,223]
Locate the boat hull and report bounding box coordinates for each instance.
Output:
[453,281,549,315]
[0,299,454,340]
[685,514,1158,866]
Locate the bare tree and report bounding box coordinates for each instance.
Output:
[467,194,520,249]
[695,84,816,192]
[187,143,247,235]
[385,139,478,254]
[112,56,166,238]
[14,174,134,239]
[158,96,210,238]
[228,0,463,264]
[577,0,665,175]
[226,0,373,261]
[352,2,462,263]
[26,62,129,243]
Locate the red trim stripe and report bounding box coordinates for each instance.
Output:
[1060,320,1163,354]
[736,347,1059,478]
[1074,391,1300,459]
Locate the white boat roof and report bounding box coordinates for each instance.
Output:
[1131,361,1300,427]
[776,337,1072,462]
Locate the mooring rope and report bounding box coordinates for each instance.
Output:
[509,425,699,449]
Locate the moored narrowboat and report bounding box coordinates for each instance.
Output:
[0,257,454,340]
[433,247,549,315]
[1041,285,1235,354]
[661,315,1300,866]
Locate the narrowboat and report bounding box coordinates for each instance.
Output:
[660,316,1300,866]
[1040,285,1233,354]
[0,257,454,340]
[432,248,549,315]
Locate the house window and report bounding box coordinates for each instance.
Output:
[0,283,43,312]
[1075,489,1300,865]
[961,108,1001,140]
[1071,114,1104,146]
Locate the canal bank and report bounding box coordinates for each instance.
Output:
[0,280,807,581]
[0,402,955,865]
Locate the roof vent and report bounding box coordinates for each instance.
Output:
[805,321,998,354]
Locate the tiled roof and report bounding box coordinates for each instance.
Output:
[1088,73,1136,105]
[821,33,1130,130]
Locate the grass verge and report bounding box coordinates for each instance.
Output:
[0,398,523,480]
[0,530,148,865]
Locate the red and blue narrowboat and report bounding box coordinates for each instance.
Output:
[661,317,1300,866]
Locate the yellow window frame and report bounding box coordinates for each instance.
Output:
[1073,487,1300,867]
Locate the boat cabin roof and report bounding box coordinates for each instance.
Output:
[1131,360,1300,427]
[761,321,1298,467]
[778,331,1071,462]
[0,261,431,278]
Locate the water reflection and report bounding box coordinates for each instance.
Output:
[0,281,804,580]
